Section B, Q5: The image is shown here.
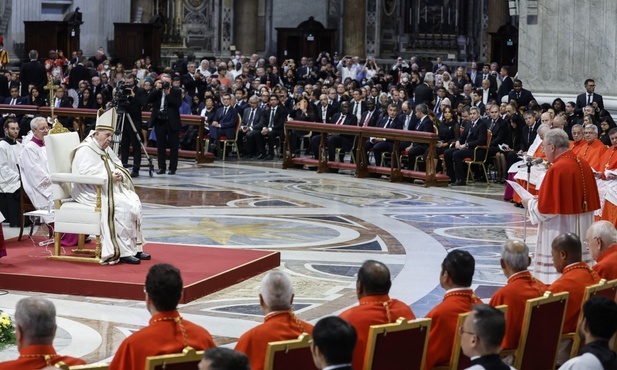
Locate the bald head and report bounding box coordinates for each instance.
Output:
[551,233,582,270]
[357,260,391,297]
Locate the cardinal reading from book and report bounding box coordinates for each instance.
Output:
[522,129,599,283]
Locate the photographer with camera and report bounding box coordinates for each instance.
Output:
[115,73,146,177]
[147,74,182,175]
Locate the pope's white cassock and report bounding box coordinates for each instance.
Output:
[18,136,54,223]
[70,135,145,264]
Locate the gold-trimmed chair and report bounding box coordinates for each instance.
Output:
[219,113,242,160]
[264,332,317,370]
[46,120,105,263]
[561,278,617,358]
[434,305,507,370]
[363,317,431,370]
[55,363,109,369]
[144,346,204,370]
[500,291,569,370]
[464,129,492,185]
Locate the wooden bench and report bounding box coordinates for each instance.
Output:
[283,121,450,187]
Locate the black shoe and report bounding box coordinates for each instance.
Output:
[452,179,467,186]
[130,171,139,177]
[156,169,166,175]
[123,163,132,168]
[84,237,92,244]
[119,256,141,264]
[266,155,274,160]
[167,170,176,175]
[135,252,151,260]
[257,154,267,160]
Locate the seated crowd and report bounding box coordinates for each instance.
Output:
[2,220,617,369]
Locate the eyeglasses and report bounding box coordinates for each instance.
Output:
[458,325,475,336]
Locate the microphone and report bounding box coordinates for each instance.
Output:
[518,157,544,168]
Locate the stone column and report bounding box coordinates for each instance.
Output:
[234,0,258,54]
[518,0,617,109]
[342,0,365,56]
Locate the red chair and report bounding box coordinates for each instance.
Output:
[363,317,431,370]
[500,291,569,370]
[264,333,317,370]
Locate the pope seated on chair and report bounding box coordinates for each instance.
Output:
[70,108,150,265]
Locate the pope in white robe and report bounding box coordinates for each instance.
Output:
[70,109,149,265]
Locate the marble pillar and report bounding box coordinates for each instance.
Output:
[234,0,258,54]
[342,0,365,56]
[518,0,617,110]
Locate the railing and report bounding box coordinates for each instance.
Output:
[0,105,212,163]
[283,121,450,187]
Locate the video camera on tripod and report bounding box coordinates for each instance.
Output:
[111,80,134,110]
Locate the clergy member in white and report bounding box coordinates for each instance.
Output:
[70,108,150,265]
[18,117,54,224]
[0,119,23,226]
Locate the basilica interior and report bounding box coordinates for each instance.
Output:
[0,159,526,363]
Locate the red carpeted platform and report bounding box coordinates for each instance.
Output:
[0,237,279,303]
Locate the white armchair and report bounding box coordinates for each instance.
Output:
[45,123,105,263]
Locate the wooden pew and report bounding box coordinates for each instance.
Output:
[283,121,450,187]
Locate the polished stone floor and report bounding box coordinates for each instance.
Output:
[0,159,532,364]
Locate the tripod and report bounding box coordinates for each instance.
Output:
[112,109,155,177]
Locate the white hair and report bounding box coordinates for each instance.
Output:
[259,271,293,310]
[590,221,617,248]
[30,116,47,130]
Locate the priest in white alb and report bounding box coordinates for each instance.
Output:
[70,108,150,265]
[523,129,600,283]
[19,117,79,245]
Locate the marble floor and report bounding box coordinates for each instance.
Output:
[0,159,533,364]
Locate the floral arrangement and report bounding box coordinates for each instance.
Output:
[0,310,16,349]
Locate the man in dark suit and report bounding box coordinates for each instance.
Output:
[1,87,24,127]
[317,94,336,123]
[256,94,287,160]
[575,78,604,116]
[241,96,264,158]
[349,89,367,122]
[474,64,497,92]
[52,86,74,130]
[486,105,508,162]
[209,93,239,153]
[118,74,147,177]
[181,62,205,98]
[413,79,434,109]
[444,106,488,185]
[432,56,449,73]
[497,66,513,103]
[310,316,356,370]
[404,103,434,170]
[68,57,90,91]
[508,79,535,109]
[323,101,357,162]
[19,50,47,97]
[147,75,182,174]
[367,104,404,166]
[358,100,380,127]
[521,110,539,151]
